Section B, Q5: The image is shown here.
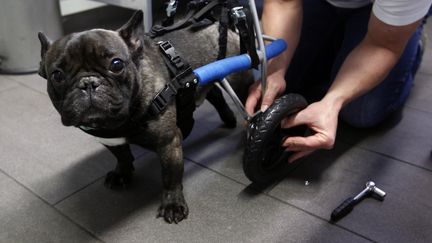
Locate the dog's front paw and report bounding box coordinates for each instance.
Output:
[104,171,132,189]
[157,191,189,224]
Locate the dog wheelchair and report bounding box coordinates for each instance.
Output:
[158,0,308,184]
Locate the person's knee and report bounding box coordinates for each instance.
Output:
[339,72,414,128]
[339,98,389,128]
[340,111,386,128]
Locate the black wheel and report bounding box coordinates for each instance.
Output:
[243,93,308,184]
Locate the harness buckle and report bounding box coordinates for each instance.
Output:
[149,41,196,116]
[230,6,246,25]
[149,83,177,115]
[159,41,185,69]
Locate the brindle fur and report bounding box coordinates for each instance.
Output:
[38,10,253,224]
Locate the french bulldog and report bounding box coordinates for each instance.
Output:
[38,10,252,223]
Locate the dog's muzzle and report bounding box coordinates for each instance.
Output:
[77,76,101,92]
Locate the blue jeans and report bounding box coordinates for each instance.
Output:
[284,0,428,128]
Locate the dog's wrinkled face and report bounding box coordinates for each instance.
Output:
[38,11,145,130]
[42,31,136,129]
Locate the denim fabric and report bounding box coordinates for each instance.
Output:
[284,0,428,128]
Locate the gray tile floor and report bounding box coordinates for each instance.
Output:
[1,6,432,243]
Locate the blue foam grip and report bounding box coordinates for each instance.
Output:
[264,39,288,60]
[194,55,251,86]
[194,39,287,86]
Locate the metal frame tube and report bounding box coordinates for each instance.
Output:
[248,0,267,99]
[217,79,250,120]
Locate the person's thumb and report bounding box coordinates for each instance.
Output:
[245,82,262,115]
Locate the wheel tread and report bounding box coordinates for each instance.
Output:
[243,93,308,183]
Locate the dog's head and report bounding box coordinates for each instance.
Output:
[38,11,146,130]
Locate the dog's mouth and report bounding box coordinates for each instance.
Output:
[78,115,106,129]
[76,112,128,130]
[61,106,128,130]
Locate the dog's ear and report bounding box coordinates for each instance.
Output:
[38,32,51,58]
[37,32,51,79]
[118,10,144,53]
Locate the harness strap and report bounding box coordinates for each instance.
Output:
[148,41,197,116]
[150,0,222,38]
[231,6,260,69]
[216,3,229,61]
[191,0,220,22]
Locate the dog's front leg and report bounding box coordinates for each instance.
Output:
[156,128,188,223]
[104,144,135,189]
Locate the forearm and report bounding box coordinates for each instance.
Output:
[323,15,421,110]
[279,7,427,163]
[323,37,400,109]
[262,0,302,78]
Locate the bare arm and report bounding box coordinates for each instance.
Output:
[282,12,422,162]
[324,13,421,110]
[245,0,303,114]
[262,0,303,80]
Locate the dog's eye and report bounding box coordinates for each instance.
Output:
[51,70,65,83]
[109,58,124,73]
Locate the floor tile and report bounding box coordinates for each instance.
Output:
[4,73,47,95]
[406,21,432,113]
[0,171,100,243]
[418,22,432,75]
[0,86,116,204]
[406,72,432,113]
[0,75,20,92]
[182,98,253,185]
[338,107,432,170]
[417,55,432,75]
[56,155,368,243]
[268,142,432,242]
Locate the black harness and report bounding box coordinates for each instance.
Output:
[150,0,221,38]
[147,0,228,139]
[152,0,259,66]
[149,40,197,138]
[148,0,261,138]
[79,0,259,140]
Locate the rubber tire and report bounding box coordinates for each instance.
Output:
[243,93,308,184]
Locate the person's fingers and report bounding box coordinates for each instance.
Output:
[245,95,259,115]
[245,92,260,115]
[281,111,306,129]
[245,83,262,115]
[287,149,314,163]
[260,84,280,112]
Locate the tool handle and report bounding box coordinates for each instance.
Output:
[331,197,356,221]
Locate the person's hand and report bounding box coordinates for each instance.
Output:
[245,73,287,115]
[281,98,342,163]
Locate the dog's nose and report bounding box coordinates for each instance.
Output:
[78,76,101,90]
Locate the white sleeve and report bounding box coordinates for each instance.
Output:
[373,0,432,26]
